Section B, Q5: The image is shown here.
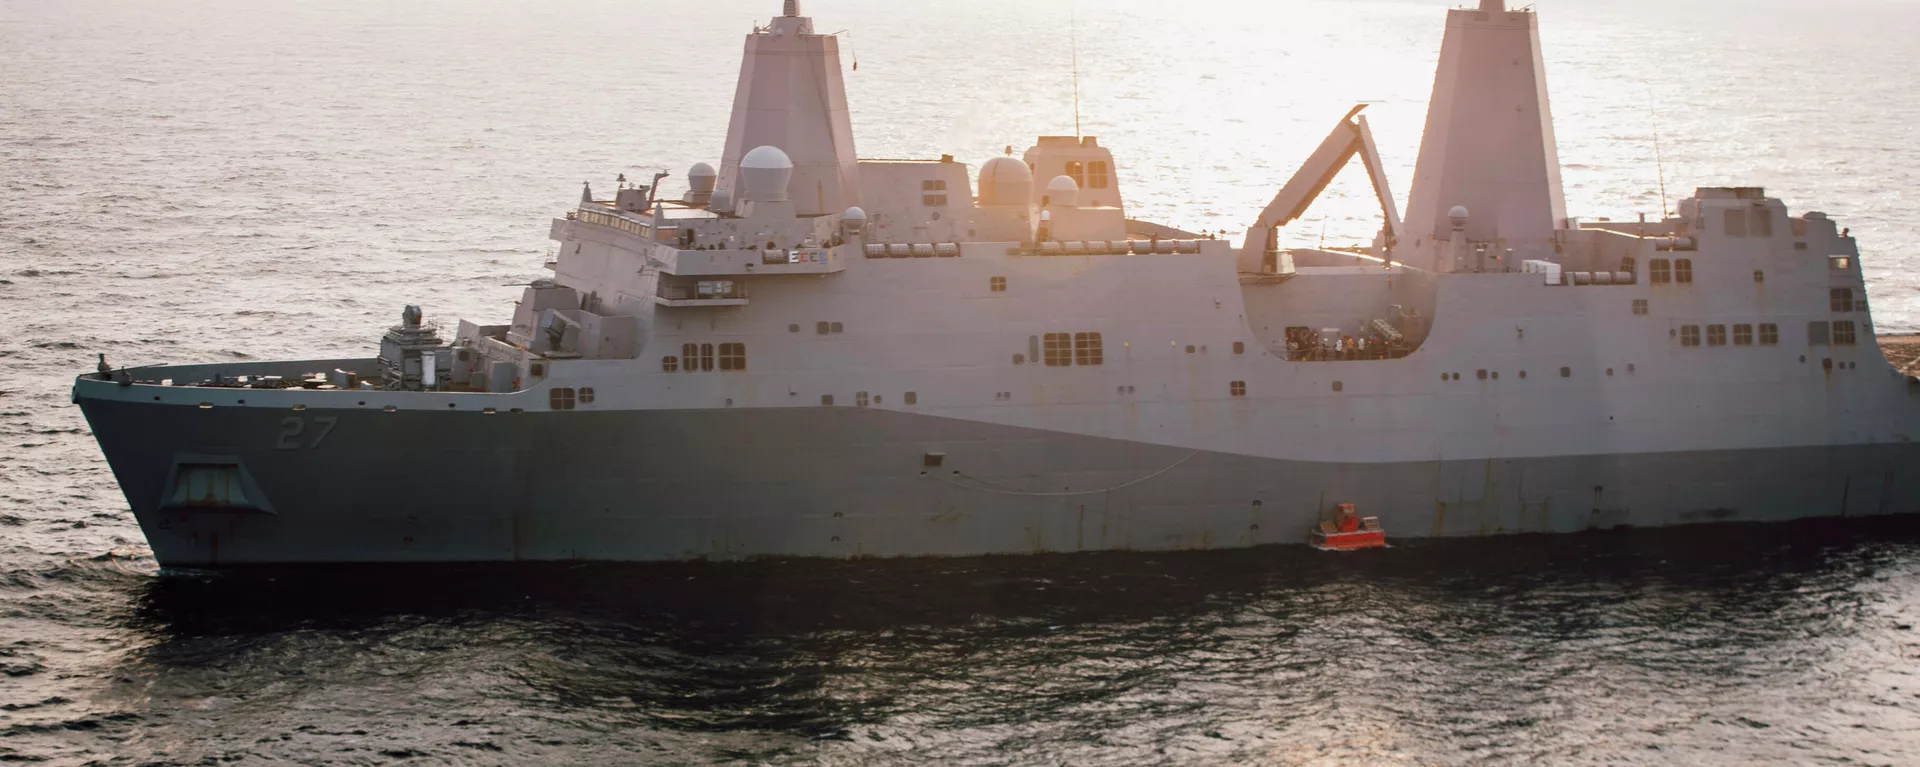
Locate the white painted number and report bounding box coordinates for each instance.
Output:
[276,416,338,450]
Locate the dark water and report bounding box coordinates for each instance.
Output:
[9,0,1920,762]
[2,523,1917,764]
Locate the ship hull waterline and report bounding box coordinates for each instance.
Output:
[77,392,1920,567]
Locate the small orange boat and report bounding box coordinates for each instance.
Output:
[1310,503,1387,551]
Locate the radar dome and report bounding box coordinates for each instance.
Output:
[740,146,793,203]
[978,157,1033,206]
[688,162,717,194]
[708,188,733,213]
[840,206,867,235]
[1448,205,1470,230]
[1045,174,1079,208]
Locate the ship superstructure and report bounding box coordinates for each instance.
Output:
[75,1,1920,565]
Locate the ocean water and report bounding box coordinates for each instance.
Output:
[3,0,1920,763]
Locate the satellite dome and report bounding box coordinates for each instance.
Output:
[1045,174,1079,208]
[840,206,867,235]
[708,188,733,213]
[1448,205,1470,230]
[688,162,717,194]
[740,146,793,203]
[978,157,1033,206]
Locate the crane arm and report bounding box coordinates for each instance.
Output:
[1239,104,1402,273]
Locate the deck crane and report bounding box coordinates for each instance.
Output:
[1239,104,1403,276]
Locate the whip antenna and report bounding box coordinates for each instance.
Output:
[1650,86,1669,218]
[1071,8,1081,138]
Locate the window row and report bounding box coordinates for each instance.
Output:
[1038,332,1104,366]
[1060,160,1112,190]
[549,387,595,410]
[1677,323,1779,347]
[1831,288,1866,313]
[1648,258,1693,284]
[662,343,747,372]
[1808,320,1859,346]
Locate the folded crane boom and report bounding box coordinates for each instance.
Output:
[1240,104,1403,275]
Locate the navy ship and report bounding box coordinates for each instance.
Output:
[75,1,1920,565]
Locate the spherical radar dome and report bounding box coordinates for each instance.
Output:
[740,146,793,202]
[688,162,718,194]
[1448,205,1470,230]
[977,157,1033,206]
[1045,174,1079,207]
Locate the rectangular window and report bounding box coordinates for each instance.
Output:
[1675,259,1693,284]
[1088,161,1110,190]
[1831,256,1852,271]
[922,193,947,207]
[1831,288,1854,312]
[1760,323,1779,345]
[1753,208,1774,237]
[1632,299,1648,316]
[682,343,698,371]
[817,321,830,335]
[719,342,746,371]
[1808,321,1830,346]
[1680,325,1701,347]
[578,387,595,404]
[1029,335,1040,364]
[990,276,1007,292]
[1619,255,1637,274]
[662,355,678,372]
[549,387,576,410]
[921,179,946,191]
[700,342,715,371]
[1734,324,1753,346]
[1707,324,1727,346]
[1229,381,1246,397]
[1233,341,1245,355]
[1833,320,1857,345]
[1043,332,1072,366]
[1724,208,1748,237]
[1649,259,1671,284]
[904,391,917,405]
[1073,332,1104,365]
[855,391,870,407]
[830,322,844,334]
[1063,160,1084,189]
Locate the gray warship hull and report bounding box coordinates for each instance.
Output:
[76,371,1920,566]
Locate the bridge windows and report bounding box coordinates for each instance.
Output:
[1734,323,1754,346]
[1650,259,1671,284]
[1760,323,1779,345]
[1832,288,1854,312]
[1680,325,1701,347]
[682,342,716,371]
[719,343,747,371]
[1044,333,1071,366]
[1074,332,1105,365]
[921,180,948,207]
[1833,320,1857,345]
[1088,161,1110,189]
[1675,258,1693,284]
[1707,324,1727,346]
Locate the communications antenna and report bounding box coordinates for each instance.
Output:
[1071,8,1081,138]
[1650,86,1670,218]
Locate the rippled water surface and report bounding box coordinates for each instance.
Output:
[5,0,1920,763]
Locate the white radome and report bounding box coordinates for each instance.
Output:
[740,146,794,202]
